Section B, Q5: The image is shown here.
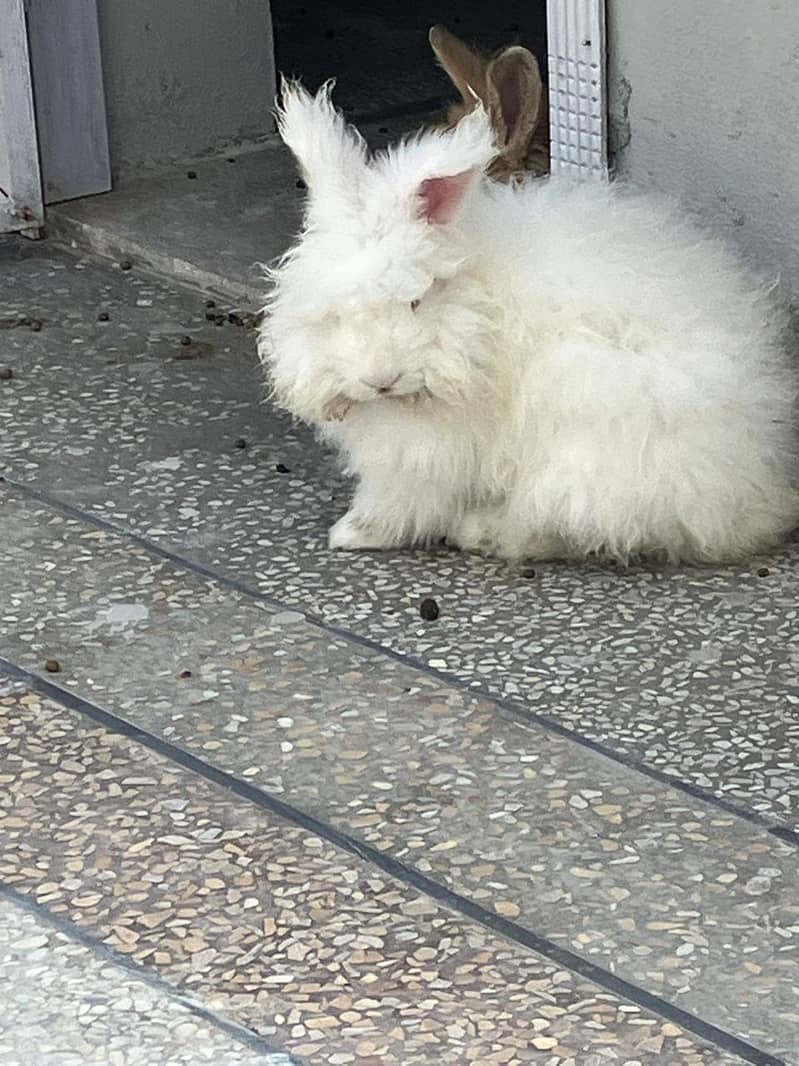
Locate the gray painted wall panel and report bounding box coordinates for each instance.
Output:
[96,0,276,177]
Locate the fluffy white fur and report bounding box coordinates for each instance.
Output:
[259,79,799,564]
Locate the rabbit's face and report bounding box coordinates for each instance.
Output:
[339,274,492,406]
[267,234,493,422]
[263,80,499,424]
[322,296,438,404]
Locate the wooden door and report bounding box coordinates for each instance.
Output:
[25,0,111,203]
[0,0,44,234]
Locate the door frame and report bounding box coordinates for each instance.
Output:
[0,0,44,234]
[546,0,609,179]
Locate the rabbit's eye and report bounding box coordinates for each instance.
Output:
[410,299,421,312]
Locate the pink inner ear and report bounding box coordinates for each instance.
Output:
[418,171,474,225]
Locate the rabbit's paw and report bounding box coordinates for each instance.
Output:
[321,394,353,422]
[449,511,504,556]
[452,511,563,561]
[329,511,395,551]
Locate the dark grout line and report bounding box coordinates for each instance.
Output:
[5,474,799,851]
[0,881,300,1065]
[0,656,786,1066]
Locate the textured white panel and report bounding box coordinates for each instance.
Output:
[546,0,608,180]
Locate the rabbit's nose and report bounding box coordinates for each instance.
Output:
[361,372,402,394]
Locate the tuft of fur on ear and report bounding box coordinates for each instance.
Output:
[363,104,496,229]
[275,77,366,222]
[433,103,497,174]
[375,103,496,208]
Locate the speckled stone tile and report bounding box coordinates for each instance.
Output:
[0,896,294,1066]
[0,684,746,1066]
[1,239,798,835]
[1,496,797,1061]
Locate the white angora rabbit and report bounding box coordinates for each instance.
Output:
[260,79,799,564]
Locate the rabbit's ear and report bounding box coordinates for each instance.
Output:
[429,25,489,109]
[413,105,496,224]
[418,172,475,225]
[369,102,494,225]
[275,77,366,197]
[485,47,544,162]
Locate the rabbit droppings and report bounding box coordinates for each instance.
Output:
[259,80,799,565]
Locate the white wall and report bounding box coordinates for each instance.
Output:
[96,0,276,176]
[607,0,799,297]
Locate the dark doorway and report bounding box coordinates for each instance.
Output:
[271,1,548,128]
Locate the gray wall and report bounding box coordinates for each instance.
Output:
[96,0,276,176]
[608,0,799,297]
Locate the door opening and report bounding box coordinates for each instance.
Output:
[269,0,608,180]
[270,0,550,170]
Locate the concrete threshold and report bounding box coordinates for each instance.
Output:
[45,138,297,310]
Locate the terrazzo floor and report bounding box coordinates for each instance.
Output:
[1,229,798,1065]
[2,682,746,1066]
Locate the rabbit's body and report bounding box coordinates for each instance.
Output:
[262,83,799,564]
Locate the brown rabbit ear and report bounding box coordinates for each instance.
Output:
[429,25,490,109]
[485,46,544,159]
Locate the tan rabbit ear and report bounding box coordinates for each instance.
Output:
[485,46,544,160]
[429,24,490,109]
